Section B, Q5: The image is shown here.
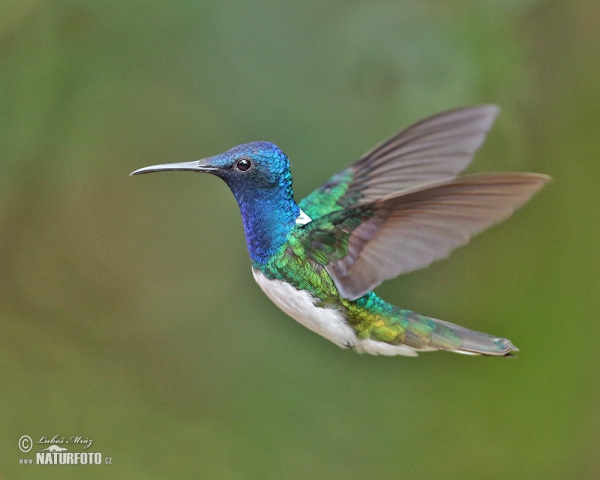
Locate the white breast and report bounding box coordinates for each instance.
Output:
[252,269,357,348]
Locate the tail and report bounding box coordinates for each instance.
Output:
[355,310,518,357]
[426,317,518,356]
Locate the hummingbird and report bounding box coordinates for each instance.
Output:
[131,106,549,357]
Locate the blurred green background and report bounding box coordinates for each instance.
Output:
[1,0,598,478]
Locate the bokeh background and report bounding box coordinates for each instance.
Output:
[1,0,598,478]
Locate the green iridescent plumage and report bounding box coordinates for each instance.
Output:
[298,170,356,219]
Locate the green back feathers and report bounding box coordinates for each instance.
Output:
[298,170,356,219]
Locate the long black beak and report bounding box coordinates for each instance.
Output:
[130,159,218,176]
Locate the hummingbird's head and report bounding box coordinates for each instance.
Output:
[131,141,293,196]
[202,141,292,192]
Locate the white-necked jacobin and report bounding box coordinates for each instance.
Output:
[131,106,550,357]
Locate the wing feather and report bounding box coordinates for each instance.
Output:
[299,105,500,218]
[298,173,550,300]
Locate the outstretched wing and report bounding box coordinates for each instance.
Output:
[296,173,550,300]
[299,105,500,219]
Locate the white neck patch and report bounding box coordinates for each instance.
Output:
[295,209,312,225]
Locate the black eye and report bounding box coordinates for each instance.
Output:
[235,158,252,172]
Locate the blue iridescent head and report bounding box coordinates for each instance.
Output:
[205,142,294,197]
[131,141,301,264]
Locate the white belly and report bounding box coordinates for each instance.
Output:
[252,268,426,357]
[252,268,357,348]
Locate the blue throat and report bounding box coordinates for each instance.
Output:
[226,174,300,265]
